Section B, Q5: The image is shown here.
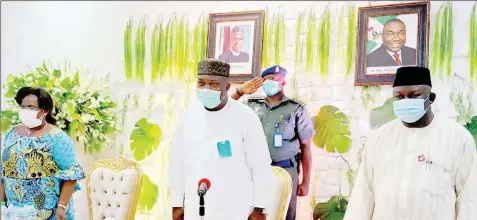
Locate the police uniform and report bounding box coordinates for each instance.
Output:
[243,65,316,220]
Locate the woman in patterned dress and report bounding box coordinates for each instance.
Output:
[0,87,85,220]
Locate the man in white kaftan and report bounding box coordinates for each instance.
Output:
[345,67,477,220]
[169,59,273,220]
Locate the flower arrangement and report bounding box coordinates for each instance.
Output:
[1,61,118,154]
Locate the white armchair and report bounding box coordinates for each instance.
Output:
[268,166,293,220]
[86,157,143,220]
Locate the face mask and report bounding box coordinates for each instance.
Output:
[196,88,224,109]
[262,80,281,96]
[393,94,431,123]
[19,109,44,128]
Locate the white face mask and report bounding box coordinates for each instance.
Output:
[19,109,44,128]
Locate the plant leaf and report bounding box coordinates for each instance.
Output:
[313,105,351,153]
[137,174,159,212]
[464,116,477,147]
[129,118,162,161]
[369,98,397,129]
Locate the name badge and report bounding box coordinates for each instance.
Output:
[217,140,232,158]
[273,123,283,148]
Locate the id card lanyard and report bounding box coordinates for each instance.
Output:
[273,123,283,148]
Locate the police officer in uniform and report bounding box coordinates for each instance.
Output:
[231,65,315,220]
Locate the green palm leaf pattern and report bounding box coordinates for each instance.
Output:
[369,98,397,129]
[129,118,162,161]
[464,116,477,147]
[313,105,352,153]
[137,175,159,212]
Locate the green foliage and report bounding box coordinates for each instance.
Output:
[135,17,147,83]
[138,174,159,213]
[346,4,357,76]
[369,98,397,129]
[295,10,305,65]
[313,105,352,153]
[360,86,380,109]
[262,9,286,68]
[1,61,117,153]
[129,118,162,161]
[313,196,348,220]
[470,3,477,80]
[464,116,477,147]
[431,2,454,77]
[317,4,331,76]
[450,92,474,124]
[306,8,317,73]
[150,17,163,83]
[124,13,208,84]
[124,18,134,80]
[336,6,344,60]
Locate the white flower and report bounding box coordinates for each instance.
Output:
[88,98,100,109]
[81,113,95,123]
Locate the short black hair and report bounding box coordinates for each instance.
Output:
[15,87,57,125]
[383,18,406,29]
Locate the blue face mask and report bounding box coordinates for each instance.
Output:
[196,88,224,109]
[262,80,281,96]
[393,94,431,123]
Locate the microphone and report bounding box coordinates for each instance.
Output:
[197,178,211,217]
[197,178,211,197]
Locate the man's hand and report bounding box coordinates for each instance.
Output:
[248,210,266,220]
[240,77,264,95]
[297,181,310,196]
[172,207,184,220]
[55,207,67,220]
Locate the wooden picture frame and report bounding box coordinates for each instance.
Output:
[208,10,264,83]
[355,1,430,86]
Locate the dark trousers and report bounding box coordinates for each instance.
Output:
[272,157,299,220]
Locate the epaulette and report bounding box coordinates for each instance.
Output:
[248,95,266,102]
[288,97,306,106]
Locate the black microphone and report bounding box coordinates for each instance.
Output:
[197,178,211,197]
[197,178,211,217]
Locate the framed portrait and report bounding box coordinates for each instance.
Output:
[355,2,430,86]
[208,10,264,83]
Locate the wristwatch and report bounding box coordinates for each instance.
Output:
[236,87,244,96]
[254,207,267,216]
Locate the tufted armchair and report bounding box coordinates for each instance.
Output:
[268,166,293,220]
[86,157,143,220]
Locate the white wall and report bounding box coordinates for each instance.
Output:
[2,1,476,219]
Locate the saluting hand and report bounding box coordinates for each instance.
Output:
[172,207,184,220]
[240,77,264,95]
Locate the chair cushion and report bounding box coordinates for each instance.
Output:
[268,167,293,220]
[89,167,139,220]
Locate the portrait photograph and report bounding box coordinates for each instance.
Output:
[355,2,429,86]
[208,10,264,83]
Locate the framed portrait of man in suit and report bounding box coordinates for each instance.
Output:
[208,10,264,83]
[355,2,430,86]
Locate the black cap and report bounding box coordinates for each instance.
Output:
[198,59,230,77]
[393,66,432,88]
